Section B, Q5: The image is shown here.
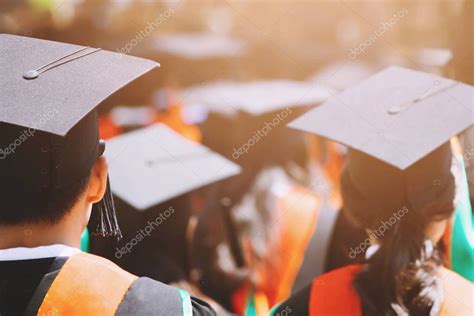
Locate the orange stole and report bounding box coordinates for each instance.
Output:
[262,186,322,306]
[309,265,363,316]
[309,265,474,315]
[38,252,137,316]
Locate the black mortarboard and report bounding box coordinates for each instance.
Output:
[104,123,241,211]
[153,33,247,60]
[288,66,474,170]
[288,66,471,224]
[0,34,159,237]
[308,61,375,91]
[183,80,332,116]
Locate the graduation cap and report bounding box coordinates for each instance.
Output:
[308,62,376,91]
[0,34,159,237]
[153,33,247,60]
[104,123,241,211]
[289,66,473,221]
[183,80,334,116]
[109,105,156,128]
[289,66,474,170]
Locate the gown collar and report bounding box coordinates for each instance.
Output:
[0,244,81,261]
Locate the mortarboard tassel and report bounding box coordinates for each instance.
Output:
[91,176,122,240]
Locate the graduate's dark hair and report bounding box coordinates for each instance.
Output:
[0,112,120,238]
[341,143,455,315]
[0,175,90,225]
[0,114,99,226]
[351,202,453,315]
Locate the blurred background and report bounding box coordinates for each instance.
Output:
[2,0,470,85]
[1,0,472,315]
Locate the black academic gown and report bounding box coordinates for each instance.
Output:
[0,257,215,316]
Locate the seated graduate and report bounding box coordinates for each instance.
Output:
[0,34,214,316]
[272,66,473,315]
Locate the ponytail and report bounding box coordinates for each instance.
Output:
[353,203,451,315]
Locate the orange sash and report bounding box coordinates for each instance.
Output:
[309,265,473,315]
[309,265,363,316]
[262,186,322,306]
[38,252,137,316]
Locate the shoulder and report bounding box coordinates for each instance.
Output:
[116,277,216,316]
[310,265,363,315]
[312,264,363,289]
[271,284,311,316]
[439,267,474,315]
[271,265,363,316]
[69,253,215,315]
[65,252,137,282]
[440,266,473,292]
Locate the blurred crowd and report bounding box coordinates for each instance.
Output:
[1,0,472,315]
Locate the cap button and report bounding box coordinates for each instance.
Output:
[23,70,39,80]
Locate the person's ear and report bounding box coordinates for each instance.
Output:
[426,219,448,244]
[86,157,108,204]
